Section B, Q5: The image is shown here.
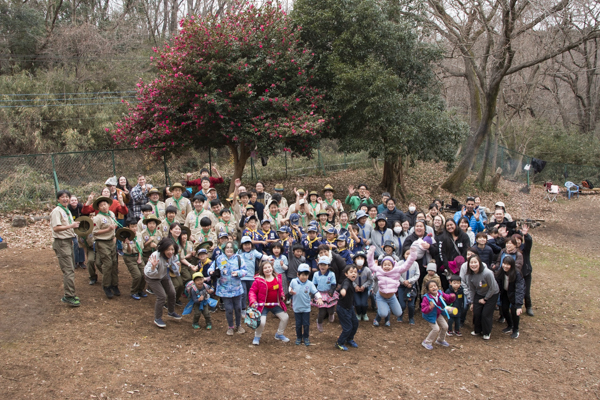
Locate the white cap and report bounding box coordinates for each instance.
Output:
[299,199,306,205]
[105,176,117,186]
[495,201,506,209]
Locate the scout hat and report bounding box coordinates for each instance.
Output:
[194,240,214,252]
[297,189,305,195]
[142,216,161,226]
[180,225,192,238]
[317,209,329,217]
[92,196,113,211]
[192,271,204,281]
[274,184,284,192]
[74,216,93,237]
[322,184,335,194]
[115,227,136,242]
[148,187,161,198]
[308,190,318,197]
[170,182,185,191]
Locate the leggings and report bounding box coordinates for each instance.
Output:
[223,295,242,328]
[317,306,335,324]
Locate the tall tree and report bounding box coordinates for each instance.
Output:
[406,0,600,192]
[113,1,326,193]
[294,0,466,200]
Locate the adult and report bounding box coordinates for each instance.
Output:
[495,256,524,339]
[377,192,391,214]
[436,219,470,291]
[147,188,166,220]
[365,205,378,227]
[131,174,153,220]
[68,194,86,269]
[167,223,186,306]
[345,184,374,211]
[432,215,445,241]
[208,241,248,335]
[254,181,272,206]
[51,190,81,307]
[165,183,193,224]
[383,198,405,229]
[248,261,290,345]
[106,177,129,255]
[144,238,183,328]
[248,190,265,221]
[320,184,344,215]
[487,208,516,235]
[426,203,445,228]
[518,224,535,316]
[408,212,434,236]
[82,188,129,219]
[494,201,513,221]
[404,201,419,227]
[116,176,133,212]
[402,220,434,290]
[185,166,224,190]
[466,255,500,340]
[453,196,485,234]
[494,237,524,274]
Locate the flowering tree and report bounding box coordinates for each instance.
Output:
[113,1,325,192]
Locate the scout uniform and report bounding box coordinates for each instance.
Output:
[214,218,238,240]
[160,216,178,237]
[121,229,144,296]
[137,212,155,233]
[141,217,163,265]
[322,184,344,214]
[83,232,98,284]
[266,210,284,232]
[147,188,166,220]
[302,229,323,272]
[92,199,119,291]
[185,208,213,239]
[177,237,195,283]
[165,192,193,224]
[273,184,289,209]
[259,224,279,255]
[307,191,321,217]
[193,228,217,247]
[51,202,78,300]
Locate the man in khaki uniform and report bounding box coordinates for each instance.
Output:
[165,183,192,224]
[92,196,119,299]
[51,190,81,307]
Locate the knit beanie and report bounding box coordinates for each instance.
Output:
[380,256,395,266]
[426,261,437,272]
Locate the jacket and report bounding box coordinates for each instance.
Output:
[495,250,524,274]
[248,274,287,313]
[475,244,494,269]
[445,286,465,314]
[398,261,420,286]
[344,195,373,211]
[452,211,485,234]
[521,233,533,276]
[208,253,248,298]
[144,251,179,280]
[384,208,405,229]
[465,265,499,302]
[287,254,306,279]
[495,269,525,308]
[404,211,418,227]
[421,291,456,323]
[421,273,442,295]
[353,266,373,289]
[437,232,470,273]
[370,228,394,256]
[367,248,410,294]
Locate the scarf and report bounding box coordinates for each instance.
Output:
[99,211,121,228]
[269,212,280,231]
[57,203,73,224]
[192,209,205,229]
[149,200,161,218]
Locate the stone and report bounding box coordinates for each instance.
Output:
[11,216,27,228]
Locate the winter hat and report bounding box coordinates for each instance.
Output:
[426,261,437,272]
[380,256,395,266]
[423,235,433,245]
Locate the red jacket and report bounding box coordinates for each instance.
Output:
[82,202,129,220]
[248,274,287,313]
[186,176,224,190]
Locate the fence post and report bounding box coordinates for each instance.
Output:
[318,148,325,175]
[208,147,212,176]
[285,151,288,178]
[163,153,171,187]
[111,150,116,177]
[51,154,60,195]
[526,156,530,187]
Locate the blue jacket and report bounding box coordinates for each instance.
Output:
[453,211,485,234]
[208,253,248,298]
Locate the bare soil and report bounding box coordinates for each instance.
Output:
[2,191,600,399]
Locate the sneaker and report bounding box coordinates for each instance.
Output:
[316,320,324,332]
[286,299,291,305]
[274,334,290,343]
[435,340,450,347]
[329,313,335,323]
[117,250,124,256]
[502,326,513,334]
[385,320,391,327]
[336,343,348,351]
[61,296,81,307]
[175,300,183,307]
[237,326,246,334]
[209,307,217,313]
[103,287,114,299]
[409,318,415,325]
[295,338,303,345]
[192,323,200,329]
[167,311,182,320]
[346,340,358,348]
[226,328,234,336]
[498,317,506,323]
[154,318,166,328]
[482,334,491,340]
[89,279,97,285]
[447,330,454,336]
[363,314,369,322]
[304,339,311,346]
[131,293,141,300]
[219,303,226,311]
[471,331,481,336]
[252,337,261,346]
[138,291,148,298]
[455,330,462,336]
[526,309,534,317]
[421,341,433,350]
[373,319,380,327]
[163,305,168,310]
[111,286,121,296]
[206,324,212,330]
[146,288,154,295]
[511,331,520,339]
[80,263,87,269]
[356,313,362,321]
[397,316,403,323]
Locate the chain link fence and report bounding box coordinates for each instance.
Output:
[0,141,375,210]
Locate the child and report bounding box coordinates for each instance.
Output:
[495,256,524,339]
[289,264,323,345]
[286,244,306,304]
[165,182,193,224]
[122,219,146,300]
[93,196,119,299]
[271,243,289,298]
[445,276,465,336]
[137,204,154,233]
[312,256,339,332]
[474,232,494,267]
[352,251,373,321]
[214,208,237,241]
[186,194,211,238]
[259,219,279,255]
[238,236,270,312]
[347,224,365,253]
[420,280,456,350]
[160,206,178,236]
[276,226,294,257]
[302,225,322,274]
[184,272,213,330]
[398,248,420,325]
[367,246,409,327]
[193,217,217,245]
[421,262,442,295]
[336,234,353,265]
[335,265,359,351]
[378,240,400,263]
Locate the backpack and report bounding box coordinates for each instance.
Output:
[582,180,594,189]
[244,305,262,330]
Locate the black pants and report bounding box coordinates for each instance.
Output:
[295,312,310,340]
[523,273,532,309]
[472,292,499,335]
[336,305,358,346]
[500,290,520,332]
[439,274,450,292]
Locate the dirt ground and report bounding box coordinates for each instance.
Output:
[2,195,600,399]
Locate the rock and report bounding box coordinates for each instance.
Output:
[0,242,7,250]
[12,216,28,228]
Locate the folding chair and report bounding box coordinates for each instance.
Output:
[546,185,559,202]
[564,181,579,200]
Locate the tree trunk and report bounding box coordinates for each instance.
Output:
[380,155,406,202]
[490,167,503,191]
[227,142,251,195]
[476,133,492,187]
[491,118,499,173]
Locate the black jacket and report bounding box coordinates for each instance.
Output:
[437,232,470,273]
[495,269,525,307]
[445,286,465,314]
[384,208,405,229]
[404,211,418,227]
[520,233,533,276]
[475,244,494,269]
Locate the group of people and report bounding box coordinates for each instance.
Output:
[51,169,534,350]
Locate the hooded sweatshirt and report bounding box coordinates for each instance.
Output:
[465,265,499,303]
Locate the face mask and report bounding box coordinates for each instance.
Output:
[408,206,416,213]
[356,259,364,267]
[393,227,402,234]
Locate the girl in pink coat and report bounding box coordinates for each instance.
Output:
[421,280,456,350]
[248,260,289,345]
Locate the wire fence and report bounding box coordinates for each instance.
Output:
[0,142,375,210]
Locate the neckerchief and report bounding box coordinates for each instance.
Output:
[269,212,280,231]
[57,203,73,224]
[307,236,319,249]
[99,211,121,228]
[149,200,160,218]
[146,227,157,237]
[340,223,349,231]
[172,196,182,211]
[324,199,335,207]
[298,212,307,226]
[192,209,204,229]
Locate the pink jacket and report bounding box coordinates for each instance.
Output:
[421,291,456,317]
[248,274,287,313]
[367,248,411,294]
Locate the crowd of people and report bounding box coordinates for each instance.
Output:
[50,168,534,350]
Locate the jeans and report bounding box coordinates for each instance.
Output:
[397,286,416,320]
[295,312,311,340]
[254,306,288,338]
[145,275,175,320]
[472,292,499,335]
[336,305,359,346]
[223,295,243,328]
[241,280,253,310]
[354,290,369,315]
[448,315,461,332]
[375,291,403,319]
[72,237,85,265]
[500,290,520,332]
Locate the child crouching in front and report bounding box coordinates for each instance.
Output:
[421,280,456,350]
[289,264,323,346]
[183,272,212,330]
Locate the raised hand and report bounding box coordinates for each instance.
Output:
[235,178,241,188]
[348,185,355,195]
[186,172,192,179]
